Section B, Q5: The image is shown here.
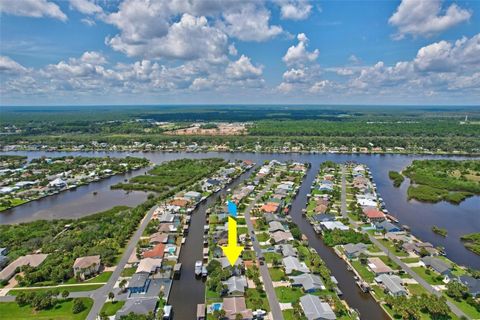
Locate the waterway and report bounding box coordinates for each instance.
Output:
[1,151,478,269]
[167,167,256,320]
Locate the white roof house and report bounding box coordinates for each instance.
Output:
[136,258,162,274]
[283,256,310,275]
[300,294,336,320]
[320,221,349,231]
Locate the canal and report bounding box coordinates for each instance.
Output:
[1,151,479,268]
[167,166,257,320]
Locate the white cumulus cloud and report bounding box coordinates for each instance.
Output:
[0,0,67,21]
[283,33,319,66]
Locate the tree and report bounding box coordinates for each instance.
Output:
[108,291,115,301]
[119,279,127,292]
[446,281,469,301]
[72,298,86,314]
[61,290,69,299]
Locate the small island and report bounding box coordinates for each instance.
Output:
[402,159,480,204]
[432,225,447,237]
[388,170,404,187]
[461,233,480,255]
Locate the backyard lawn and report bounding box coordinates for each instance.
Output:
[411,267,444,285]
[245,288,270,312]
[350,260,375,283]
[0,298,92,319]
[274,287,304,303]
[100,301,125,316]
[9,284,103,296]
[268,268,286,281]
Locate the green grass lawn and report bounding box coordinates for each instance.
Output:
[378,239,408,257]
[378,256,401,270]
[268,268,286,281]
[350,260,375,283]
[400,257,420,263]
[238,227,248,235]
[406,284,428,295]
[444,295,480,319]
[257,232,270,242]
[100,301,125,316]
[245,288,270,312]
[66,271,113,284]
[411,267,444,285]
[274,287,304,303]
[121,267,136,277]
[0,298,92,319]
[9,284,103,296]
[264,252,282,263]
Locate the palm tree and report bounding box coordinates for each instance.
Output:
[108,292,114,301]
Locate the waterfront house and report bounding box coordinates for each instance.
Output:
[184,191,202,202]
[143,244,166,259]
[278,244,298,257]
[149,232,169,245]
[421,256,452,277]
[73,255,101,280]
[374,221,401,233]
[314,204,328,214]
[375,274,407,296]
[170,198,189,207]
[128,272,150,294]
[268,221,286,233]
[403,242,438,256]
[320,221,349,231]
[300,294,336,320]
[272,230,294,244]
[157,212,175,223]
[312,214,335,223]
[261,202,279,214]
[115,297,158,319]
[0,254,48,281]
[290,273,325,292]
[344,243,368,259]
[136,258,162,274]
[367,257,393,275]
[223,276,248,296]
[222,297,253,320]
[49,178,67,188]
[283,256,310,274]
[363,208,386,222]
[158,223,176,233]
[458,275,480,297]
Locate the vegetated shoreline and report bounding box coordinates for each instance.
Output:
[431,225,447,237]
[401,159,480,204]
[388,170,404,187]
[461,233,480,256]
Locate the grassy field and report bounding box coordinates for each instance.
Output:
[274,287,304,303]
[100,301,125,316]
[411,267,444,285]
[0,298,92,319]
[66,271,112,284]
[350,260,375,283]
[9,284,103,296]
[245,288,270,312]
[268,268,286,281]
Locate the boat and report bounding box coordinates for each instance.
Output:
[195,260,202,276]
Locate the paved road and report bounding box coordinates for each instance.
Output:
[340,165,347,218]
[340,168,469,319]
[243,175,284,320]
[86,204,158,320]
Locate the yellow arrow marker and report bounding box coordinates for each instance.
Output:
[221,216,244,266]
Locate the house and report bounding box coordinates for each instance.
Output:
[312,214,335,223]
[272,231,294,244]
[290,273,325,292]
[283,256,310,274]
[73,255,101,280]
[149,232,168,244]
[157,212,175,223]
[0,254,48,281]
[279,244,298,257]
[268,221,286,233]
[216,257,243,269]
[222,297,253,320]
[375,221,401,232]
[143,244,166,259]
[136,258,162,274]
[344,243,368,259]
[300,294,336,320]
[158,223,176,233]
[49,178,67,188]
[421,257,452,277]
[115,297,158,319]
[403,242,438,256]
[320,221,349,231]
[261,202,279,214]
[367,257,393,275]
[184,191,202,202]
[170,198,189,207]
[128,272,150,293]
[458,275,480,297]
[375,274,407,296]
[363,208,385,222]
[223,276,248,296]
[314,204,328,214]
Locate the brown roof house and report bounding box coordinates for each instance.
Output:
[73,255,101,280]
[222,297,253,320]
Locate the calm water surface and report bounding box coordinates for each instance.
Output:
[1,151,479,269]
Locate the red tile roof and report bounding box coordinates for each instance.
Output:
[143,243,165,259]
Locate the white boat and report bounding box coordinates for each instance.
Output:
[195,260,202,276]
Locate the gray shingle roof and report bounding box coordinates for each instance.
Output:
[300,294,336,320]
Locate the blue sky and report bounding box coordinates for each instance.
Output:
[0,0,479,105]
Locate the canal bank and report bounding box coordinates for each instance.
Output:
[288,163,390,320]
[167,166,256,320]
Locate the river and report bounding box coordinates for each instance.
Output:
[1,151,479,271]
